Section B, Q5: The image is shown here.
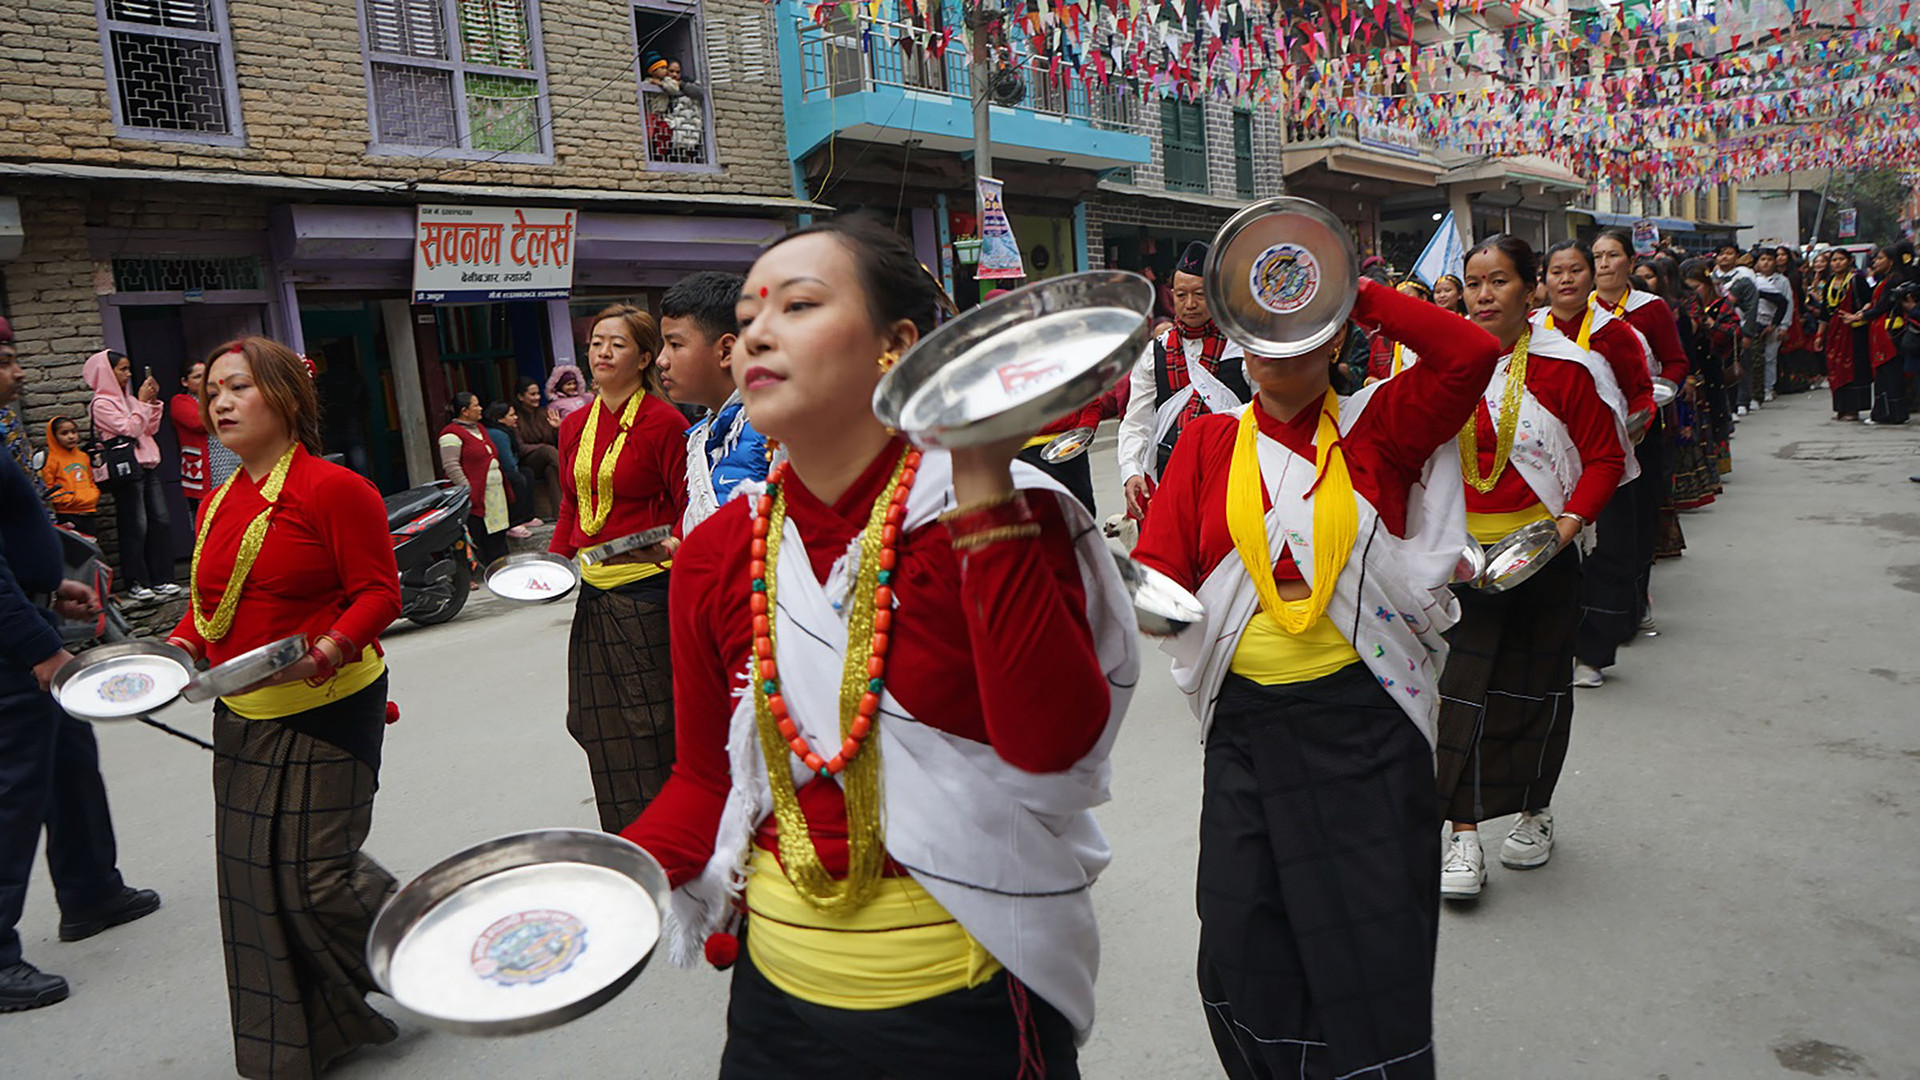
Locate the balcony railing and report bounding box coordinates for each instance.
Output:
[795,15,1142,132]
[1289,115,1435,157]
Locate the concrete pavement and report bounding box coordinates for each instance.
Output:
[9,390,1920,1078]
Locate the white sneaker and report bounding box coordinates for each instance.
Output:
[1501,809,1555,869]
[127,586,157,602]
[1637,603,1657,632]
[1441,830,1486,899]
[1736,405,1749,417]
[153,582,182,597]
[1572,662,1604,688]
[1765,390,1777,403]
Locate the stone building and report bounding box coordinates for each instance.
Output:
[0,0,806,560]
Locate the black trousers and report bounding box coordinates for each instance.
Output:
[1871,361,1910,424]
[1016,445,1096,517]
[1576,480,1638,670]
[718,944,1079,1079]
[0,667,126,967]
[468,514,509,566]
[108,465,172,587]
[503,464,537,526]
[1197,669,1438,1080]
[1629,427,1667,624]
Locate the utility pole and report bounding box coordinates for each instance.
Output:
[968,5,998,223]
[1809,167,1836,248]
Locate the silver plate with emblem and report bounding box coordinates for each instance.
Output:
[1111,551,1206,637]
[368,828,669,1036]
[575,525,673,568]
[1474,519,1564,594]
[873,272,1152,449]
[50,640,194,722]
[1204,197,1359,357]
[486,553,580,603]
[1039,425,1096,464]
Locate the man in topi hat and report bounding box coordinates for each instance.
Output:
[1117,241,1247,519]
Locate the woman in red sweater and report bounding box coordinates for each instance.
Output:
[622,216,1136,1076]
[1132,277,1499,1080]
[1435,236,1630,901]
[164,337,404,1080]
[548,304,688,833]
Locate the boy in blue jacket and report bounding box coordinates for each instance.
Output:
[657,271,770,532]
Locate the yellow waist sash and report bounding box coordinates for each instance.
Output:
[580,560,668,589]
[1229,611,1360,685]
[1465,503,1553,545]
[221,646,384,720]
[743,847,1000,1010]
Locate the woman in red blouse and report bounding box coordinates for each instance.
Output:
[548,305,689,833]
[1435,236,1629,902]
[164,337,404,1080]
[622,216,1135,1076]
[438,391,511,567]
[1132,278,1500,1080]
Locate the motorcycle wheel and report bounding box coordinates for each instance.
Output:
[406,550,472,627]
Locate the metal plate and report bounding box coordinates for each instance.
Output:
[486,553,580,603]
[874,272,1152,449]
[1452,543,1488,586]
[1204,197,1359,357]
[1040,426,1096,464]
[576,525,673,568]
[182,634,308,703]
[1475,520,1564,594]
[1652,377,1679,407]
[1111,551,1206,637]
[51,641,193,722]
[368,829,669,1036]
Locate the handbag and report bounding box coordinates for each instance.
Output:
[88,400,142,484]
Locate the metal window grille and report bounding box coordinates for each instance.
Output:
[362,0,549,157]
[111,255,262,293]
[633,2,714,169]
[98,0,242,140]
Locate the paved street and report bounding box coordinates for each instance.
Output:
[10,390,1920,1079]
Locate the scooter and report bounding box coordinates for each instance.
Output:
[386,479,473,627]
[53,523,133,646]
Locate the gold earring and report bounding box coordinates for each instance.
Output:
[877,349,900,372]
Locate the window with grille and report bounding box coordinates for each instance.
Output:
[1232,110,1254,199]
[633,1,716,169]
[1160,98,1207,194]
[95,0,245,144]
[111,255,263,292]
[360,0,551,160]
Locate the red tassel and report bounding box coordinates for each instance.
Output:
[384,701,400,725]
[703,931,740,970]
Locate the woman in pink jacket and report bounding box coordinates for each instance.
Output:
[84,349,177,601]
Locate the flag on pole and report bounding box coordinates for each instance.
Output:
[1409,210,1464,288]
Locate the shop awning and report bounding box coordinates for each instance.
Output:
[0,162,831,214]
[1576,208,1697,233]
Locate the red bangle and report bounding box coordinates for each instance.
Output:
[940,492,1034,542]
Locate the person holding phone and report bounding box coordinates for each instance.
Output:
[84,350,175,601]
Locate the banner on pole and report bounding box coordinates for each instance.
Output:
[1838,208,1858,238]
[1631,219,1659,255]
[1408,210,1464,288]
[975,177,1027,280]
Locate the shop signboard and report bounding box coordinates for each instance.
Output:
[1838,208,1858,239]
[412,205,577,303]
[1357,119,1422,157]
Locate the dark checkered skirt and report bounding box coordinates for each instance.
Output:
[1197,667,1438,1080]
[1434,546,1581,824]
[212,677,397,1080]
[566,581,675,833]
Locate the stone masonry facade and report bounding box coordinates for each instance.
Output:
[2,0,789,194]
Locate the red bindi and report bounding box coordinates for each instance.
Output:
[759,286,769,298]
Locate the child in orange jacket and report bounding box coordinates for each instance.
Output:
[39,415,100,530]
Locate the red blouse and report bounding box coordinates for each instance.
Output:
[169,394,209,498]
[623,439,1110,888]
[1552,312,1654,415]
[1134,279,1500,590]
[1461,352,1626,523]
[169,446,402,665]
[549,392,690,557]
[1618,298,1690,384]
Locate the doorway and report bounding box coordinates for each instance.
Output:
[301,302,407,493]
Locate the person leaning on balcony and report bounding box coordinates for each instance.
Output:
[1116,241,1246,523]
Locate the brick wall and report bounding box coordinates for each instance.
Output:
[1,0,791,197]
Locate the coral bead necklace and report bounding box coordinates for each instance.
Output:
[749,444,920,911]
